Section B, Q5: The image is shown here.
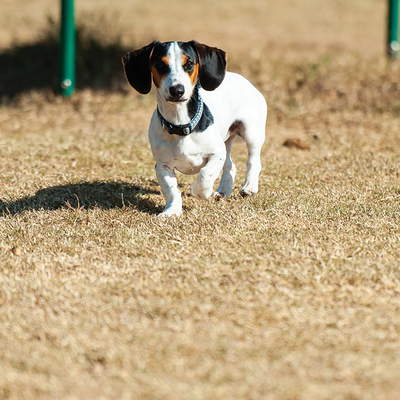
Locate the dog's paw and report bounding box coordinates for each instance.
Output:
[190,183,212,200]
[213,191,229,199]
[190,182,203,199]
[239,188,257,197]
[157,207,182,218]
[240,181,259,197]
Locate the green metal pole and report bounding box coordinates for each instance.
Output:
[59,0,75,96]
[388,0,400,59]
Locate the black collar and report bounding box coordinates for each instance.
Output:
[157,87,204,136]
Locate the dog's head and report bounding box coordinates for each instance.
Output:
[122,41,227,102]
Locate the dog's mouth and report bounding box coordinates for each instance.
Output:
[166,97,187,103]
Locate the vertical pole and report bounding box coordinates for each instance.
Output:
[388,0,400,59]
[59,0,75,96]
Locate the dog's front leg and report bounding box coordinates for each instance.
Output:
[155,164,182,217]
[190,153,226,200]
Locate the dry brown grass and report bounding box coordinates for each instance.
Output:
[1,1,400,399]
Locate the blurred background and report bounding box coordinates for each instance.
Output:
[1,4,400,399]
[0,0,390,99]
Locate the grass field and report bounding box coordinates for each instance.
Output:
[1,1,400,399]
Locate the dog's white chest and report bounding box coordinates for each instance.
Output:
[172,137,209,175]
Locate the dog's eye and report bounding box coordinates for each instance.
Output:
[154,61,168,71]
[184,60,195,71]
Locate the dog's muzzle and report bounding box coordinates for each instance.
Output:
[168,84,185,101]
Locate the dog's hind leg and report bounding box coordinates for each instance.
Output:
[239,116,266,197]
[240,143,262,196]
[214,134,237,197]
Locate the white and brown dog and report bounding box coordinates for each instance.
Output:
[122,40,267,217]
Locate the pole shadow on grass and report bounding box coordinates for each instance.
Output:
[0,16,131,100]
[0,181,164,216]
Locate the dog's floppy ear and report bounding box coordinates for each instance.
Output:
[122,41,158,94]
[189,41,227,91]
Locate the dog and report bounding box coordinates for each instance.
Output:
[122,40,267,217]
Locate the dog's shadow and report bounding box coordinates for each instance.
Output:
[0,181,163,216]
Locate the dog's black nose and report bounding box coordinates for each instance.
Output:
[169,84,185,100]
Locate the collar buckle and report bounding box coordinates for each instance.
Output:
[182,126,191,135]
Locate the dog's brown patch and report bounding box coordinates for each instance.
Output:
[151,67,162,88]
[181,54,199,86]
[151,55,170,88]
[190,63,200,86]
